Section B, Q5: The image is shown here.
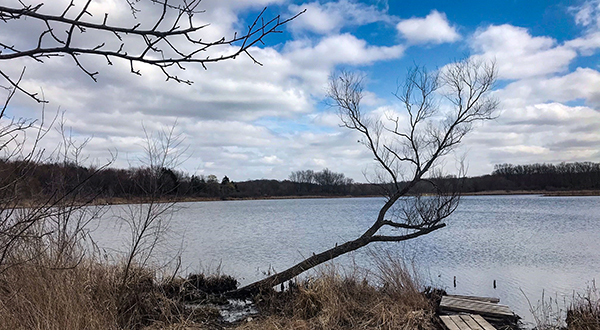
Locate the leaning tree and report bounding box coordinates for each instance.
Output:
[237,58,498,294]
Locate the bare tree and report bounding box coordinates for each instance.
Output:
[42,114,114,268]
[0,87,113,271]
[237,58,498,294]
[0,0,303,102]
[117,123,186,287]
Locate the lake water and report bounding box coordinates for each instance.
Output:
[91,195,600,326]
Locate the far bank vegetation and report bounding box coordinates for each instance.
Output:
[3,159,600,206]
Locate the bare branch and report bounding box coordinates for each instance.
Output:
[369,223,446,242]
[0,2,304,101]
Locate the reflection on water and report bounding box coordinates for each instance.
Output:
[90,195,600,325]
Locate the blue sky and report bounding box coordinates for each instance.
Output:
[3,0,600,181]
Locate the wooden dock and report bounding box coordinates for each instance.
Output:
[446,295,500,304]
[438,295,517,329]
[440,314,496,330]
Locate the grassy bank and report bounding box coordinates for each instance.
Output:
[567,283,600,329]
[2,254,600,329]
[0,253,440,330]
[239,259,439,330]
[526,284,600,330]
[13,189,600,209]
[0,258,223,330]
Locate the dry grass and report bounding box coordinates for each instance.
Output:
[237,258,437,330]
[0,258,223,330]
[567,282,600,330]
[525,283,600,330]
[523,289,567,330]
[0,253,439,330]
[0,260,120,330]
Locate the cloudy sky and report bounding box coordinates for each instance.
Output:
[3,0,600,182]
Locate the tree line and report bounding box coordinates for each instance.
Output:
[1,160,380,202]
[3,159,600,204]
[462,162,600,192]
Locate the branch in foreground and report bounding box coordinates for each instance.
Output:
[0,1,304,102]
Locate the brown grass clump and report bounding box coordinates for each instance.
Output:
[238,258,436,330]
[0,261,120,330]
[0,259,223,330]
[567,282,600,330]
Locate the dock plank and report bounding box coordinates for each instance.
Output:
[440,296,514,318]
[460,314,483,329]
[472,314,497,330]
[447,295,500,304]
[450,315,472,330]
[440,314,497,330]
[440,315,462,330]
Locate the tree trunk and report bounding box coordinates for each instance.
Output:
[229,223,445,297]
[232,236,371,296]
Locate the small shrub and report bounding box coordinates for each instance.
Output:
[186,273,238,294]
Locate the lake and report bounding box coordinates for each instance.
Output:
[91,195,600,326]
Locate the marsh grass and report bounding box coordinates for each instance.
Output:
[523,289,567,330]
[0,256,224,330]
[524,282,600,330]
[0,259,120,330]
[567,281,600,330]
[239,257,437,330]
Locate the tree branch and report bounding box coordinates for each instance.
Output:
[0,2,304,101]
[369,223,446,242]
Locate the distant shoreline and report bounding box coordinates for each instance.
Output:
[19,190,598,209]
[462,189,600,197]
[91,189,600,206]
[94,194,373,205]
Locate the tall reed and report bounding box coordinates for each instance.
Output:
[237,257,436,330]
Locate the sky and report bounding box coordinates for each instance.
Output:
[3,0,600,182]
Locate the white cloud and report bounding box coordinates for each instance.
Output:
[396,10,460,44]
[453,19,600,172]
[9,0,600,181]
[502,103,600,126]
[470,24,577,79]
[310,112,342,127]
[204,0,285,10]
[283,34,404,94]
[456,102,600,173]
[289,2,339,34]
[492,145,548,155]
[3,0,411,181]
[565,32,600,55]
[286,34,404,66]
[498,67,600,108]
[564,1,600,55]
[288,0,393,34]
[572,0,600,31]
[260,155,283,164]
[457,14,600,171]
